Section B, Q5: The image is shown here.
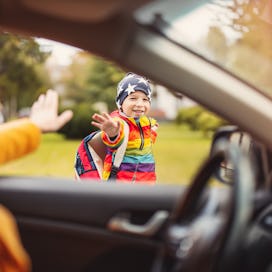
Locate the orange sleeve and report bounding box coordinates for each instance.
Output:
[0,118,41,165]
[0,205,31,272]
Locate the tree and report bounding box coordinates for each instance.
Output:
[62,53,125,112]
[61,51,94,105]
[0,33,50,119]
[176,106,228,136]
[202,1,272,96]
[59,53,125,138]
[85,57,125,112]
[59,102,97,139]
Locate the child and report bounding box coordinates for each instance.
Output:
[91,72,158,184]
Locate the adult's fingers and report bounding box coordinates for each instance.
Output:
[44,89,58,110]
[55,110,73,130]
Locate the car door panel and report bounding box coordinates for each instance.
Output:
[0,177,184,272]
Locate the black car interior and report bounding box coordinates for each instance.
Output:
[0,0,272,271]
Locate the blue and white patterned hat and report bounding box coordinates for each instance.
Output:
[116,72,152,109]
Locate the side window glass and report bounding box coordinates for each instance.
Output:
[0,35,227,185]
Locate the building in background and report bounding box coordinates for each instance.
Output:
[150,84,195,121]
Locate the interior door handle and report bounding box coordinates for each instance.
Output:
[107,210,169,236]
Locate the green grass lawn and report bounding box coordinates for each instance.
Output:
[154,123,211,184]
[0,123,212,185]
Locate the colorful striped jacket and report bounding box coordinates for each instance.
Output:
[101,110,158,183]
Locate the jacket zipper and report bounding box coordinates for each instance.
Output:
[136,120,144,150]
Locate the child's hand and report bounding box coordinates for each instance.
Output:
[92,112,120,138]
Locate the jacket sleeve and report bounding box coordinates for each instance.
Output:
[0,118,41,165]
[150,118,159,143]
[101,118,125,149]
[0,205,31,272]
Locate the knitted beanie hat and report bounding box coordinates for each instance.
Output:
[116,72,152,109]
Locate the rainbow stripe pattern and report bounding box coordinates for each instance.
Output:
[101,110,158,183]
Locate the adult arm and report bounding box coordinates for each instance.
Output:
[0,90,73,165]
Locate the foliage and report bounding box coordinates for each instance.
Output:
[205,1,272,96]
[0,32,50,118]
[175,106,228,136]
[85,57,125,111]
[215,0,269,35]
[49,52,126,138]
[62,53,125,111]
[60,51,94,104]
[59,102,98,139]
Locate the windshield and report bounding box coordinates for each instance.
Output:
[136,0,272,99]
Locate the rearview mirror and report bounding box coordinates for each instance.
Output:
[210,126,253,185]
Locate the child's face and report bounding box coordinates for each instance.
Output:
[121,91,151,118]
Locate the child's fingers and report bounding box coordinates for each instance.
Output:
[92,113,104,122]
[91,121,102,129]
[101,112,111,119]
[92,113,110,123]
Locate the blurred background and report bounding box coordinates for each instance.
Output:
[0,34,227,184]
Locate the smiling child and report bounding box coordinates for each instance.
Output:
[91,72,158,183]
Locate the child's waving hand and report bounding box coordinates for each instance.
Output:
[92,112,120,138]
